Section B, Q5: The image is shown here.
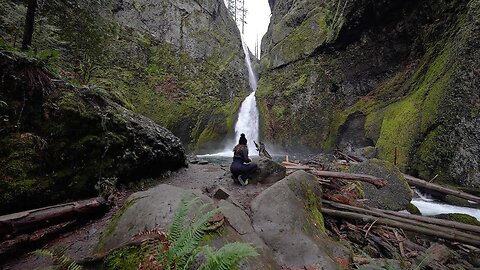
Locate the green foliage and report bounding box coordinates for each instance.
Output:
[102,196,257,269]
[103,245,151,270]
[158,197,218,269]
[198,243,258,270]
[157,196,257,270]
[0,0,26,48]
[33,248,83,270]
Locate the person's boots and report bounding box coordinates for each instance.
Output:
[238,175,248,186]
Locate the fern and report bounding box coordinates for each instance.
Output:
[157,196,258,270]
[198,243,258,270]
[34,249,83,270]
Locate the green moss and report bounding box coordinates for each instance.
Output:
[303,183,327,235]
[435,213,480,226]
[406,203,421,215]
[97,198,139,250]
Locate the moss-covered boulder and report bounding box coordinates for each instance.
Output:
[433,213,480,226]
[0,50,186,214]
[96,184,279,269]
[258,0,480,188]
[251,170,351,269]
[350,159,412,211]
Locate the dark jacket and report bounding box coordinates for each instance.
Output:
[233,144,251,163]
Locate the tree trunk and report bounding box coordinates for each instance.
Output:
[0,197,108,239]
[321,207,480,246]
[21,0,37,51]
[403,174,480,204]
[311,170,386,188]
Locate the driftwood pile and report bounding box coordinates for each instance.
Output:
[0,197,109,259]
[283,153,480,269]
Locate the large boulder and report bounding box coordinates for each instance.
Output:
[0,51,186,214]
[96,184,279,269]
[251,170,351,269]
[251,157,286,184]
[350,159,412,211]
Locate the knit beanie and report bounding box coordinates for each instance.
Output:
[239,133,247,145]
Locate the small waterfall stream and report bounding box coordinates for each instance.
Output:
[198,37,259,157]
[411,188,480,220]
[234,39,259,155]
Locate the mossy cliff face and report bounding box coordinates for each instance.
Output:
[0,0,249,153]
[98,0,250,153]
[0,51,186,214]
[258,0,480,187]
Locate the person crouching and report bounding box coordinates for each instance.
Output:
[230,133,257,186]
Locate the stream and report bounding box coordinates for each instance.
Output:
[411,188,480,221]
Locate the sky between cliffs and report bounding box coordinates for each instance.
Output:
[224,0,271,58]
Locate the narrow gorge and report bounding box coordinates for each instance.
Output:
[1,0,479,269]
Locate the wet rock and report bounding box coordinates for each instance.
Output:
[350,159,412,211]
[251,170,351,269]
[212,186,231,200]
[251,157,286,184]
[433,213,480,226]
[0,51,186,214]
[198,159,209,165]
[406,203,421,215]
[97,184,279,269]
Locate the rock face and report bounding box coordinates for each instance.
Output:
[350,159,412,211]
[251,157,286,184]
[0,51,186,214]
[258,0,480,187]
[0,0,250,152]
[106,0,250,152]
[251,170,350,268]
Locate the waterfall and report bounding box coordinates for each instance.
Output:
[234,38,259,155]
[197,38,259,157]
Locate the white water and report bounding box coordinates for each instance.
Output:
[234,38,259,155]
[200,37,259,157]
[411,189,480,221]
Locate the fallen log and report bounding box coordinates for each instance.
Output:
[0,221,77,258]
[311,170,386,188]
[375,208,480,234]
[323,200,480,242]
[284,165,312,170]
[0,197,108,239]
[321,208,480,247]
[403,174,480,204]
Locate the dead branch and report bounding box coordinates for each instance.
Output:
[311,170,386,188]
[323,200,480,243]
[321,208,480,247]
[375,208,480,234]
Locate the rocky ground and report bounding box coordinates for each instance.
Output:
[0,162,274,269]
[2,158,479,270]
